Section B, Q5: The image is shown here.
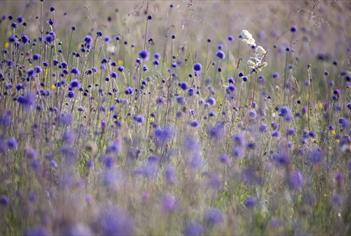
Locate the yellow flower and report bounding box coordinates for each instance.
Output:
[118,60,124,66]
[51,84,56,90]
[4,42,9,49]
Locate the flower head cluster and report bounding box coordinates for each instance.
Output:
[239,29,268,71]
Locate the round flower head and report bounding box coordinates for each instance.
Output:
[99,207,135,236]
[32,53,41,61]
[154,125,175,146]
[208,122,225,140]
[7,137,18,150]
[0,195,9,206]
[308,148,324,164]
[17,92,35,108]
[21,34,30,44]
[216,50,225,60]
[193,63,202,72]
[133,115,145,124]
[106,140,120,154]
[70,78,80,89]
[244,196,257,208]
[71,67,80,75]
[138,49,149,60]
[162,192,177,213]
[183,222,204,236]
[84,35,93,45]
[204,208,223,226]
[288,170,304,190]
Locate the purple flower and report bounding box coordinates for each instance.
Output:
[193,63,202,72]
[272,152,290,167]
[244,196,257,208]
[138,49,149,60]
[278,106,293,122]
[0,195,9,206]
[216,50,225,59]
[106,140,121,154]
[71,67,80,75]
[232,146,244,158]
[58,112,73,126]
[204,208,223,226]
[164,164,177,184]
[0,111,12,127]
[24,226,50,236]
[70,78,80,88]
[84,35,93,45]
[288,170,304,190]
[7,137,18,150]
[99,207,135,236]
[154,125,175,146]
[308,148,324,164]
[17,92,35,108]
[133,115,145,124]
[183,135,200,152]
[162,192,177,213]
[183,222,204,236]
[208,122,225,140]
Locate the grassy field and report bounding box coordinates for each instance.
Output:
[0,0,350,235]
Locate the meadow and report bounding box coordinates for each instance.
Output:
[0,0,350,235]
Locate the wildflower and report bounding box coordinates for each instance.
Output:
[154,125,175,146]
[164,164,177,184]
[133,115,145,124]
[239,29,255,46]
[7,137,18,150]
[0,111,12,127]
[288,170,304,190]
[99,207,134,236]
[70,78,80,89]
[138,49,149,60]
[21,34,30,44]
[216,50,225,60]
[71,67,80,75]
[57,112,72,126]
[101,155,114,169]
[106,140,120,154]
[183,222,204,236]
[204,208,223,226]
[162,192,177,213]
[278,106,293,122]
[247,45,268,71]
[308,148,324,164]
[193,63,202,72]
[244,196,257,208]
[183,135,200,152]
[0,195,9,206]
[62,130,75,144]
[32,53,41,61]
[17,92,35,108]
[208,122,225,140]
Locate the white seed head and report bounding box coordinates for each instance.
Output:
[240,30,255,46]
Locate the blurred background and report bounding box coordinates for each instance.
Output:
[1,0,351,64]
